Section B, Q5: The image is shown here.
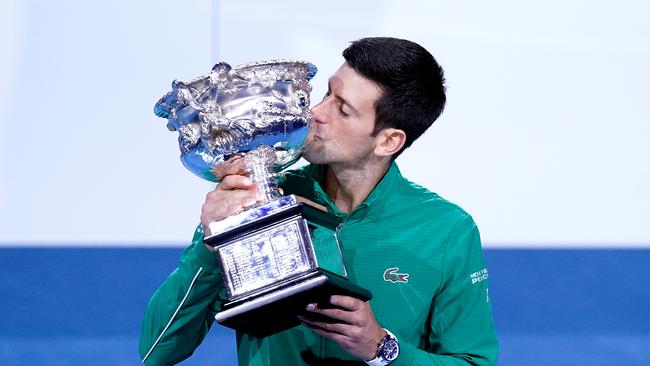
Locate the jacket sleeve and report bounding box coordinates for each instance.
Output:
[393,215,499,366]
[139,225,226,366]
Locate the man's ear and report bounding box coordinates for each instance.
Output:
[374,128,406,157]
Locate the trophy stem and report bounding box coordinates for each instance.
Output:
[245,146,281,203]
[250,162,280,202]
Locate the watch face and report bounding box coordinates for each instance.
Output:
[381,338,399,361]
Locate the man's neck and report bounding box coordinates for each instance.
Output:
[323,158,392,214]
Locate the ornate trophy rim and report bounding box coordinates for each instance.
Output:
[167,59,317,92]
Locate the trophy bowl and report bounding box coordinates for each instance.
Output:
[154,59,317,187]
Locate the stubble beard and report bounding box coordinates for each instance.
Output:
[302,139,375,171]
[302,141,329,164]
[301,130,331,164]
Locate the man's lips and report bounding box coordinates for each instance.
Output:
[306,131,322,142]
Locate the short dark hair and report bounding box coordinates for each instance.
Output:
[342,37,446,157]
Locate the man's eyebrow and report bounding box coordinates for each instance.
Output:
[328,80,359,115]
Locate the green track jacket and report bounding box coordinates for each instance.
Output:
[139,162,498,365]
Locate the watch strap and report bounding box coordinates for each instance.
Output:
[365,328,399,366]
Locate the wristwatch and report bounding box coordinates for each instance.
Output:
[365,328,399,366]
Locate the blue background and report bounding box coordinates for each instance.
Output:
[1,248,648,365]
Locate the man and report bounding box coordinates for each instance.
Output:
[140,37,498,365]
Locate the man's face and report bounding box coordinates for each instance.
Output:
[302,63,382,166]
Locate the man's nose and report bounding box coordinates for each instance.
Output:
[310,100,327,124]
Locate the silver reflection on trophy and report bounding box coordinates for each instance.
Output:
[154,60,317,200]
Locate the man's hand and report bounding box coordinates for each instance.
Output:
[298,295,386,361]
[200,175,263,236]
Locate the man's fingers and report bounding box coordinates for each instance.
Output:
[216,175,254,191]
[201,192,259,227]
[205,188,258,203]
[301,321,340,339]
[329,295,364,311]
[226,196,257,209]
[305,303,356,325]
[200,174,266,234]
[298,315,350,336]
[203,196,255,216]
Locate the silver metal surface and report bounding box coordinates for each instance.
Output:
[154,60,317,197]
[206,194,298,238]
[216,215,316,301]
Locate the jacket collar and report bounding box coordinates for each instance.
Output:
[306,161,401,222]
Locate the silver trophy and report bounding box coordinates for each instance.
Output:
[155,60,371,337]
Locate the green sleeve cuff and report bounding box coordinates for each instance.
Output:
[185,225,221,273]
[391,340,416,366]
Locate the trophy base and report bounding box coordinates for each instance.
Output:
[214,269,372,337]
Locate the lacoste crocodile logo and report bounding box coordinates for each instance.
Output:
[383,267,409,283]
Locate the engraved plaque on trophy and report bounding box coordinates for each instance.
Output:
[154,60,371,337]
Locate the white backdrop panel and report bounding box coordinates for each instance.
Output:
[0,0,648,246]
